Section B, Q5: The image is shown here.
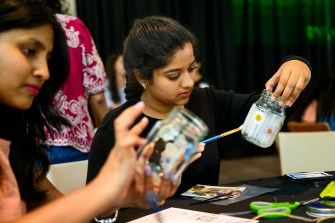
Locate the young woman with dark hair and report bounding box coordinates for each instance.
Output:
[87,16,312,196]
[0,1,177,222]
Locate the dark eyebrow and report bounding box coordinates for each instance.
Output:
[28,37,54,57]
[163,59,196,74]
[27,38,46,50]
[164,68,180,74]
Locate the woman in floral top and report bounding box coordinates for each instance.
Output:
[44,1,109,164]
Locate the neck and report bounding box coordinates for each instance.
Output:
[141,93,182,119]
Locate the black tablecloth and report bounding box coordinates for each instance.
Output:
[117,174,335,222]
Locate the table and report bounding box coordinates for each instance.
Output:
[117,174,334,222]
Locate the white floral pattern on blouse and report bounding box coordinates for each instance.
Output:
[45,14,107,152]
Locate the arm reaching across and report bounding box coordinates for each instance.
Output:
[14,102,150,223]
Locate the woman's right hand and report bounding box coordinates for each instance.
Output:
[90,101,149,217]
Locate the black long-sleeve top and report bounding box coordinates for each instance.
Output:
[87,86,302,195]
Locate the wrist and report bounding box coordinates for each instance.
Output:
[281,55,312,73]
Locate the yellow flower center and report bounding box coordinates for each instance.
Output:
[255,114,262,121]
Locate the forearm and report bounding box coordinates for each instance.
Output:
[15,182,118,223]
[27,178,63,211]
[89,92,108,127]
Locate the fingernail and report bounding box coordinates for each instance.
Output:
[135,101,144,108]
[141,117,148,122]
[271,96,276,102]
[164,172,171,179]
[279,101,284,106]
[145,165,152,176]
[145,190,157,204]
[142,138,148,145]
[172,176,179,186]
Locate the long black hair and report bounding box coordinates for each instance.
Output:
[123,16,198,100]
[41,0,69,14]
[0,0,69,203]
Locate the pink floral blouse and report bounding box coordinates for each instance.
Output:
[45,14,107,152]
[0,138,26,222]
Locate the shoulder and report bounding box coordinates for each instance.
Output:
[189,87,235,103]
[56,14,85,26]
[100,98,140,129]
[190,86,214,98]
[56,14,91,37]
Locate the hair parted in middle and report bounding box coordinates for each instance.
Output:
[123,16,198,100]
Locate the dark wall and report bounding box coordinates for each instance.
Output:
[76,0,335,157]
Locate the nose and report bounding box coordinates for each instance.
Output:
[33,59,50,81]
[181,72,194,89]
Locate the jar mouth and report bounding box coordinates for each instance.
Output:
[262,89,287,109]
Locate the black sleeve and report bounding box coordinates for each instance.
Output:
[86,99,140,184]
[86,115,117,184]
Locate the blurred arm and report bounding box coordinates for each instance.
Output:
[89,92,108,127]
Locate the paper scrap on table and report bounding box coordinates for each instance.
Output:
[181,184,246,199]
[182,184,279,206]
[211,184,280,206]
[127,207,258,223]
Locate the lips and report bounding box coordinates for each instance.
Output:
[26,85,41,96]
[179,91,191,98]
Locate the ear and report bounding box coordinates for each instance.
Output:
[134,69,146,86]
[134,69,142,81]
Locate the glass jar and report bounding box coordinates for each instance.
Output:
[241,89,287,148]
[138,106,208,184]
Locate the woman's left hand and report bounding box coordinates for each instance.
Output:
[265,59,311,107]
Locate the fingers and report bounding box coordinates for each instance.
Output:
[114,101,145,133]
[157,173,172,200]
[265,70,281,93]
[190,152,202,163]
[265,60,311,107]
[137,142,207,207]
[114,101,148,148]
[189,142,205,163]
[129,117,149,137]
[198,143,205,153]
[153,144,207,203]
[154,172,179,205]
[139,143,155,161]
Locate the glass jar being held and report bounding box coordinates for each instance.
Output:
[138,107,208,184]
[241,89,287,148]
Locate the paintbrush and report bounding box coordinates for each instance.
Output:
[201,125,243,143]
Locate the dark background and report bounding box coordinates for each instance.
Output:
[76,0,335,157]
